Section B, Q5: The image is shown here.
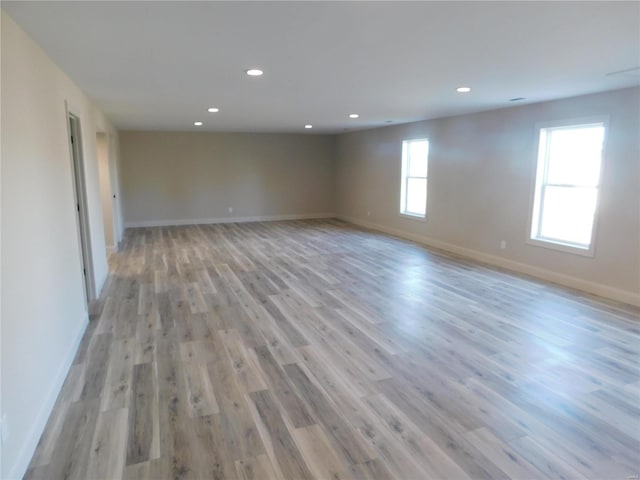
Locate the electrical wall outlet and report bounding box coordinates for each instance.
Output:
[367,211,371,217]
[228,207,233,214]
[500,240,507,249]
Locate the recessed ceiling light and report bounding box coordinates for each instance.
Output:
[349,113,359,118]
[456,87,471,93]
[246,69,263,76]
[207,107,220,113]
[194,121,203,126]
[304,125,313,129]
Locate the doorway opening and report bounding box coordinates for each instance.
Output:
[68,111,95,306]
[96,132,117,255]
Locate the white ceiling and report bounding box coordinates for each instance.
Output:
[3,1,639,133]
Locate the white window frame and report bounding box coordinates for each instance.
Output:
[527,116,608,257]
[400,138,429,220]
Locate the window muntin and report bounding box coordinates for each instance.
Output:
[400,139,429,218]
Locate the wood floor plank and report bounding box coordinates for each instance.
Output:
[219,328,269,393]
[126,362,160,465]
[134,310,157,365]
[508,435,588,480]
[154,292,172,334]
[43,399,101,480]
[86,407,129,480]
[95,296,118,335]
[154,329,198,479]
[247,389,314,480]
[464,427,546,479]
[355,414,437,480]
[375,377,512,479]
[115,298,139,341]
[80,333,112,400]
[184,281,209,314]
[123,460,153,480]
[252,345,316,428]
[361,393,473,479]
[101,337,135,412]
[296,344,375,401]
[347,458,395,480]
[263,296,310,347]
[234,454,279,480]
[204,333,266,460]
[292,424,356,480]
[283,362,376,465]
[190,414,239,480]
[137,283,156,315]
[182,361,220,417]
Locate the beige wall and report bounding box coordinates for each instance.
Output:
[120,131,336,226]
[336,87,640,304]
[97,133,115,251]
[1,11,120,478]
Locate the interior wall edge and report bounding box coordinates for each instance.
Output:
[7,314,89,480]
[338,215,640,308]
[124,212,337,229]
[95,268,108,302]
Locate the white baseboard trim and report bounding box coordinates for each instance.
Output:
[338,215,640,307]
[8,314,89,480]
[124,212,336,229]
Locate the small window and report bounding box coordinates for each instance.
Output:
[529,120,605,255]
[400,139,429,218]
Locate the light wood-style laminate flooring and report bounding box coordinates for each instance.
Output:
[25,219,640,479]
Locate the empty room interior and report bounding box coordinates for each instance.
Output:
[2,1,640,479]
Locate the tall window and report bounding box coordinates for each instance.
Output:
[530,120,605,254]
[400,139,429,218]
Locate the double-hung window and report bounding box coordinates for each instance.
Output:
[400,139,429,218]
[529,119,606,255]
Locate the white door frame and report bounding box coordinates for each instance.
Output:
[66,104,96,305]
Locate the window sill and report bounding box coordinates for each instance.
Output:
[399,212,427,222]
[526,237,595,258]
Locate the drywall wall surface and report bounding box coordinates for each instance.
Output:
[106,130,125,243]
[97,133,115,250]
[120,131,336,226]
[1,11,119,478]
[336,87,640,303]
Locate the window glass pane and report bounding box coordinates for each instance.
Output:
[408,141,429,177]
[546,126,603,187]
[406,178,426,215]
[539,186,597,246]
